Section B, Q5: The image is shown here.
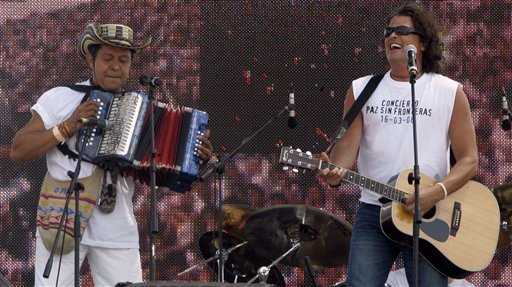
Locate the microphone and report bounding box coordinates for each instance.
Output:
[502,87,511,131]
[80,117,109,129]
[287,92,298,128]
[404,44,418,76]
[139,75,161,87]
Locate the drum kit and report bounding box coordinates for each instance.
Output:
[178,204,352,286]
[492,183,512,249]
[173,182,512,286]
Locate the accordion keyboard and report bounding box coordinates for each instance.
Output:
[99,92,144,156]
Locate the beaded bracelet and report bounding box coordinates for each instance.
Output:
[52,126,66,143]
[58,121,73,139]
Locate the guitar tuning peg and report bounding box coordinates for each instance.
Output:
[282,166,289,171]
[305,151,312,156]
[292,168,299,173]
[296,148,302,153]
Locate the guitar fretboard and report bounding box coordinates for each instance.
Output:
[320,161,407,203]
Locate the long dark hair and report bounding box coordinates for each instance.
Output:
[388,2,444,73]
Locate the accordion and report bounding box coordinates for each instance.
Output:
[77,90,208,191]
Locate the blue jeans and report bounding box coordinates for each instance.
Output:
[346,203,447,287]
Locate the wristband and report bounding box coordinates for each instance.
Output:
[436,182,448,199]
[329,179,343,188]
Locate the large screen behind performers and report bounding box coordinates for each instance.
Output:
[0,1,511,286]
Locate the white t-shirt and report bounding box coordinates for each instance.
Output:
[352,71,459,205]
[31,81,139,248]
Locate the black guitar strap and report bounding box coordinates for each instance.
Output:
[344,73,385,126]
[327,73,384,153]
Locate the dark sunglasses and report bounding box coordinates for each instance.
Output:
[384,26,423,38]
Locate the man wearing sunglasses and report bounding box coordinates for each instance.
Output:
[319,3,477,287]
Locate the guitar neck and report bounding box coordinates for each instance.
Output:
[319,161,407,203]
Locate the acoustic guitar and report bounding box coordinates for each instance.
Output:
[278,146,500,279]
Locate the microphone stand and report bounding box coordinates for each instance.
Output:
[199,104,292,282]
[409,71,421,287]
[43,126,91,287]
[141,80,160,281]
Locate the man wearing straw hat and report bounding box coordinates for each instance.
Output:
[10,23,214,286]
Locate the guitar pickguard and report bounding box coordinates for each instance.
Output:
[420,218,450,242]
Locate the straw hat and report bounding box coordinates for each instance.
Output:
[78,23,151,58]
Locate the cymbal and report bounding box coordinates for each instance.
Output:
[199,231,285,286]
[221,204,254,239]
[493,183,512,210]
[492,184,512,248]
[243,204,352,268]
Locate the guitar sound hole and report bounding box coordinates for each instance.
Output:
[422,206,436,220]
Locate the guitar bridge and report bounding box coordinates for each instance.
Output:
[450,202,462,236]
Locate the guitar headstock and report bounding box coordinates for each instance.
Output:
[278,146,318,173]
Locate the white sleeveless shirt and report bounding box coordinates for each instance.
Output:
[352,71,459,206]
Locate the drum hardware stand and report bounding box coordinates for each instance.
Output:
[303,256,318,287]
[245,242,301,285]
[43,126,93,287]
[200,102,293,282]
[177,241,248,277]
[140,75,162,281]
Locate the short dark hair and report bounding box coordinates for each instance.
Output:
[387,2,444,73]
[87,44,102,59]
